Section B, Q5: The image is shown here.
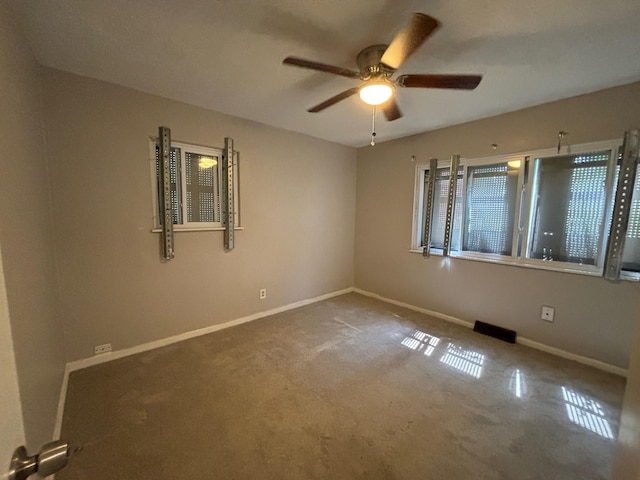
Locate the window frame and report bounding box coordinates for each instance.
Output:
[148,138,240,232]
[523,143,619,274]
[411,139,632,279]
[457,154,525,262]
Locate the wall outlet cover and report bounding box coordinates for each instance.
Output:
[94,343,112,355]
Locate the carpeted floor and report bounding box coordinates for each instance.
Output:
[59,293,625,479]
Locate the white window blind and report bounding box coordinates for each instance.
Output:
[463,163,518,255]
[185,152,220,223]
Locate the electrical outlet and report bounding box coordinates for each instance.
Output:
[541,306,555,322]
[94,343,112,355]
[259,288,267,300]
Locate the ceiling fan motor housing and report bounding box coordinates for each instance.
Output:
[356,45,392,79]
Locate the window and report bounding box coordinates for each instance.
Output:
[463,162,519,256]
[622,168,640,272]
[427,166,463,251]
[150,139,239,231]
[411,139,639,278]
[528,151,610,265]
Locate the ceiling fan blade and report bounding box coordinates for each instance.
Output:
[382,99,403,121]
[397,74,482,90]
[283,57,360,79]
[380,13,440,70]
[307,88,359,113]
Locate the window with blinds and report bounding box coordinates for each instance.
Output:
[152,139,231,230]
[425,167,463,251]
[185,152,220,223]
[463,162,518,256]
[528,151,610,265]
[410,138,634,278]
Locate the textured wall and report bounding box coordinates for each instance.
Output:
[0,0,66,449]
[43,69,357,362]
[354,82,640,369]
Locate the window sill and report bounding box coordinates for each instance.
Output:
[151,226,244,233]
[408,248,640,280]
[620,272,640,282]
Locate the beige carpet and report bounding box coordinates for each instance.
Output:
[59,293,625,479]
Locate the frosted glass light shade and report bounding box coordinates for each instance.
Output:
[359,82,394,106]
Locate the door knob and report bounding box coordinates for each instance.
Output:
[9,440,71,480]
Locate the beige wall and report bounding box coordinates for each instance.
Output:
[354,82,640,369]
[0,1,66,449]
[43,69,357,362]
[614,299,640,479]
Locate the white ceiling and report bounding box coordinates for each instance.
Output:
[11,0,640,147]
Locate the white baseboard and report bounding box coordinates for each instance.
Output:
[53,363,71,440]
[54,287,354,437]
[353,288,476,330]
[353,288,627,378]
[515,337,627,377]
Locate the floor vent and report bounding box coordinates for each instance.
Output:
[473,320,516,344]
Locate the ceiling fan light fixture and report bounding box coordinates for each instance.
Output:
[359,81,394,106]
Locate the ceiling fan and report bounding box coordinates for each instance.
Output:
[282,13,482,122]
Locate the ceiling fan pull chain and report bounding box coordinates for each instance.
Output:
[557,131,568,154]
[370,105,377,146]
